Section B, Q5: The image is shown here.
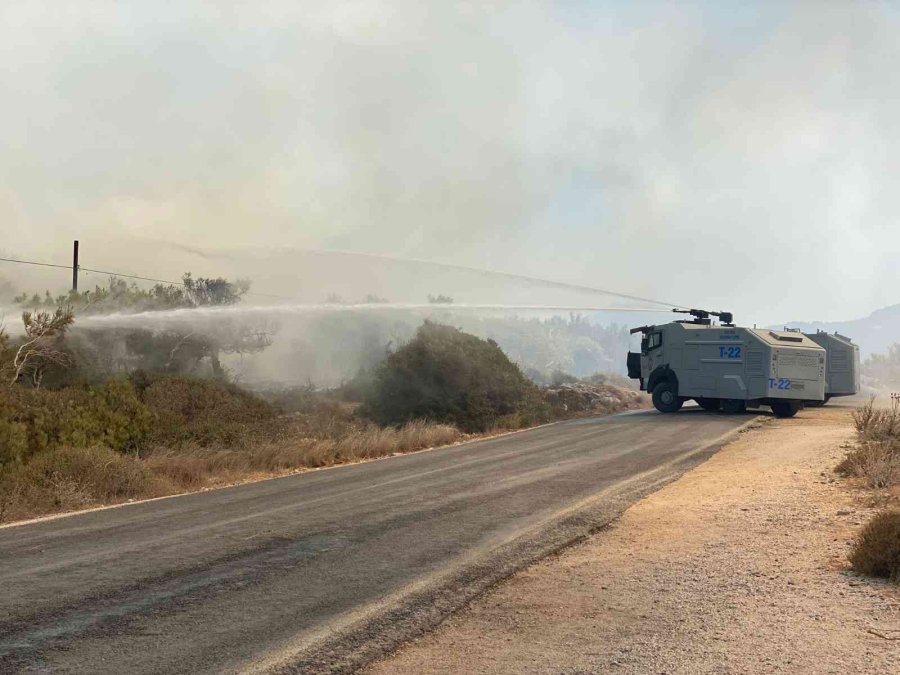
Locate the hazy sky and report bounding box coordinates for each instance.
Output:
[1,1,898,325]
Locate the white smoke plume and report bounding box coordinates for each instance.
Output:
[1,2,898,325]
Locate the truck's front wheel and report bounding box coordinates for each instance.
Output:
[652,381,683,413]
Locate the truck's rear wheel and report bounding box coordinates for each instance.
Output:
[806,394,831,407]
[652,381,683,413]
[771,400,801,418]
[721,399,747,414]
[695,397,720,411]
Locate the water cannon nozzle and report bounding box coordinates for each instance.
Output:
[673,308,710,319]
[712,310,734,325]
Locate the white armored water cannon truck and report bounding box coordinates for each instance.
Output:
[627,309,826,418]
[801,330,860,405]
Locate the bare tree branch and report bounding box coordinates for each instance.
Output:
[11,306,75,386]
[164,332,196,372]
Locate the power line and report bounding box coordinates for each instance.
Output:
[294,248,689,310]
[0,256,293,300]
[0,257,71,271]
[0,251,685,309]
[79,267,196,287]
[79,267,290,299]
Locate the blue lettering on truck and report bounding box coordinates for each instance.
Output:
[768,378,791,390]
[719,346,742,359]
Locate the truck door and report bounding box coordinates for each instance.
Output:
[643,331,663,373]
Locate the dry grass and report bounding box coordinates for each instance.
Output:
[142,419,464,489]
[0,446,169,523]
[0,416,466,523]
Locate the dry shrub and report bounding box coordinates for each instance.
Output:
[852,397,878,434]
[840,397,900,489]
[836,441,900,488]
[852,396,900,441]
[850,510,900,582]
[0,446,167,522]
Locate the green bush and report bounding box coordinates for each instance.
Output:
[363,322,547,432]
[0,375,276,469]
[139,375,275,447]
[850,510,900,582]
[0,381,153,466]
[0,417,29,466]
[59,379,154,452]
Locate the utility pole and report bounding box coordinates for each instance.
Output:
[72,240,79,292]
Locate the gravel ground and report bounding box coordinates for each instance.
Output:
[368,404,900,674]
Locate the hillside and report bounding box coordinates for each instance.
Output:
[778,303,900,357]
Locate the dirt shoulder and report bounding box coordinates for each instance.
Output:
[369,404,900,674]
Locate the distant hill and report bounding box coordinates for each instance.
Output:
[776,304,900,357]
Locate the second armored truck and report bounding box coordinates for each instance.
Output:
[803,330,860,404]
[627,310,826,418]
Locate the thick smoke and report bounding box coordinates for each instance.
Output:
[1,2,899,325]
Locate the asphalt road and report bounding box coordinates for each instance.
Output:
[0,409,752,674]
